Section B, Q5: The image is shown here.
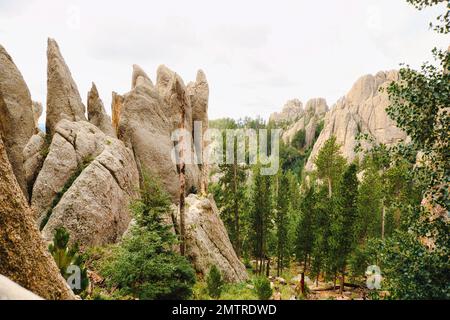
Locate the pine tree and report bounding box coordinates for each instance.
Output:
[250,164,273,276]
[214,161,248,258]
[314,136,346,198]
[206,265,224,299]
[275,173,290,276]
[48,227,89,295]
[332,163,359,294]
[311,137,346,283]
[295,183,316,294]
[101,171,196,300]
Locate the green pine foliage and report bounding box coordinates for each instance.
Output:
[206,265,224,299]
[253,276,273,300]
[99,171,196,300]
[48,227,89,295]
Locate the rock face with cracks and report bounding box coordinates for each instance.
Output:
[0,44,36,198]
[117,64,203,201]
[0,136,75,300]
[175,194,249,283]
[87,83,116,137]
[305,71,406,171]
[46,38,87,138]
[31,120,139,248]
[282,98,329,149]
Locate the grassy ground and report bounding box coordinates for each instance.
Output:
[193,261,368,300]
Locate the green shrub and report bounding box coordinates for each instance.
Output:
[253,277,273,300]
[99,171,196,300]
[291,129,306,150]
[206,265,224,299]
[48,227,89,295]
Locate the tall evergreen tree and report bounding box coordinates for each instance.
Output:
[314,136,347,198]
[275,173,290,276]
[250,164,273,276]
[332,163,359,294]
[295,183,316,294]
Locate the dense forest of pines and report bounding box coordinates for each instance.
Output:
[207,0,449,298]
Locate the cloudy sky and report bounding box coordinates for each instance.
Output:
[0,0,448,124]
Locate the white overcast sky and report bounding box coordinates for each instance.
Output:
[0,0,448,124]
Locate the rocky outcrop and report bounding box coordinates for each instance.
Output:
[23,131,47,196]
[111,92,124,135]
[269,99,303,124]
[305,71,406,171]
[282,98,328,148]
[87,83,116,137]
[0,136,74,300]
[31,120,139,247]
[188,70,210,194]
[177,194,248,283]
[117,65,203,201]
[46,38,86,138]
[132,64,153,88]
[0,44,36,198]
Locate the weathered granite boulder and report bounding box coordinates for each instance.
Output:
[41,136,139,248]
[305,71,406,171]
[31,120,139,247]
[0,136,74,300]
[46,38,86,138]
[0,44,36,197]
[176,194,248,283]
[23,131,47,195]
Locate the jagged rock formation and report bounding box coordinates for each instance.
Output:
[0,45,36,198]
[117,64,205,201]
[111,92,124,134]
[269,99,303,124]
[132,64,153,88]
[46,38,86,138]
[1,39,246,293]
[282,98,329,149]
[32,120,139,247]
[188,70,210,194]
[87,83,116,137]
[177,194,248,282]
[305,71,406,171]
[23,131,47,195]
[0,136,74,300]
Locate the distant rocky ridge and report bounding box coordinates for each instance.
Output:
[269,99,303,124]
[305,71,406,171]
[281,98,329,149]
[271,71,406,171]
